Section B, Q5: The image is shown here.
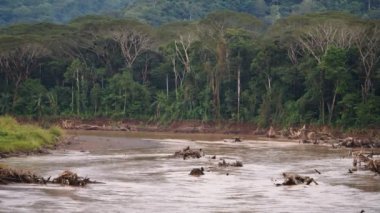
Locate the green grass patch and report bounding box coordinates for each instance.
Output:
[0,116,63,153]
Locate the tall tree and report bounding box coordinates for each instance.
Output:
[198,11,261,119]
[0,38,49,108]
[111,25,152,68]
[353,22,380,102]
[294,20,358,123]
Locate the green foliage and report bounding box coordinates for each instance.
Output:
[0,11,379,129]
[355,95,380,127]
[14,79,48,117]
[104,70,151,118]
[0,116,62,153]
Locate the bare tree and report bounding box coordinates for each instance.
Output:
[174,34,193,86]
[295,22,357,124]
[297,23,356,64]
[198,17,228,119]
[112,29,151,68]
[354,25,380,102]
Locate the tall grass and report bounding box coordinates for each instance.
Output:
[0,116,63,153]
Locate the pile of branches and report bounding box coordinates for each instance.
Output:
[352,151,380,174]
[0,165,48,185]
[277,172,318,186]
[218,159,243,167]
[283,125,380,148]
[61,120,131,131]
[173,146,204,160]
[52,170,97,186]
[174,146,244,177]
[340,137,380,148]
[0,165,99,186]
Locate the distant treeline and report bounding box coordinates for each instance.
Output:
[1,0,380,26]
[0,11,379,128]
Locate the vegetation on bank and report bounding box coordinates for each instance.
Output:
[0,11,379,129]
[0,116,62,153]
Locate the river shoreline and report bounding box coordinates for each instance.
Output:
[15,117,380,137]
[1,122,379,159]
[2,115,380,158]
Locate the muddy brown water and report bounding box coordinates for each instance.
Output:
[1,131,380,212]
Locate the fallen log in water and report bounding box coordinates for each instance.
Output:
[173,146,204,160]
[276,172,318,186]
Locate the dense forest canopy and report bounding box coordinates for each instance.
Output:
[0,2,379,128]
[0,0,380,26]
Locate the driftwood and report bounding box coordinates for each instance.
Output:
[189,167,204,177]
[0,165,100,186]
[266,126,276,138]
[0,166,48,185]
[218,159,243,167]
[253,127,266,136]
[352,151,380,174]
[277,172,318,186]
[286,124,380,148]
[339,137,380,148]
[173,146,204,160]
[287,127,302,139]
[52,170,98,186]
[61,120,131,132]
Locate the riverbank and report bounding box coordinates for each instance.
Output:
[16,117,380,138]
[0,116,63,158]
[8,116,380,152]
[57,118,380,148]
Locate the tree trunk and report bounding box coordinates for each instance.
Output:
[76,68,80,115]
[142,57,149,84]
[363,73,372,102]
[11,84,20,109]
[266,74,272,95]
[237,63,241,122]
[71,84,74,113]
[123,89,127,115]
[368,0,371,11]
[328,85,338,124]
[215,73,221,119]
[166,74,169,98]
[320,69,325,124]
[172,57,178,99]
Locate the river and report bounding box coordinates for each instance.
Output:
[1,132,379,212]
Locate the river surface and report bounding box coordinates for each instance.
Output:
[1,132,380,212]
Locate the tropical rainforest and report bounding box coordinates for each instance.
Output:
[0,0,379,128]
